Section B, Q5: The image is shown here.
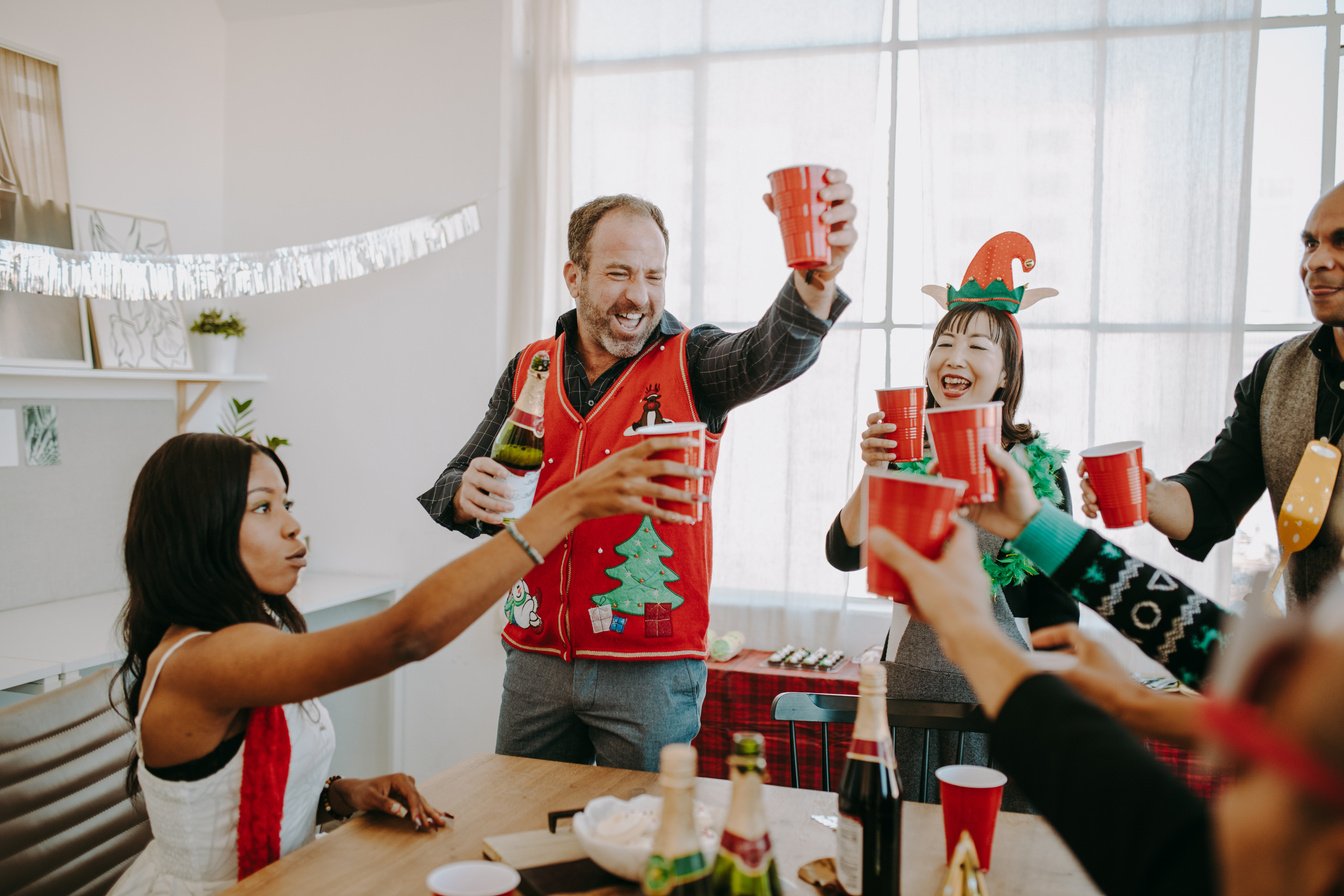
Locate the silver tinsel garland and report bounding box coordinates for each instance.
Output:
[0,203,480,302]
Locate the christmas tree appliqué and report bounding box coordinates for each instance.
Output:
[591,515,683,616]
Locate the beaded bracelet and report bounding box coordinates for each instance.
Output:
[504,521,545,565]
[321,774,354,821]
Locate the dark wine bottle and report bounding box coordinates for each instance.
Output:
[711,732,782,896]
[483,350,549,535]
[643,744,712,896]
[835,662,902,896]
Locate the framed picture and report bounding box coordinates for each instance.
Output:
[0,43,89,369]
[76,208,191,371]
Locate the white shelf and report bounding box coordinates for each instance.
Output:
[0,572,401,688]
[0,366,267,431]
[0,365,265,383]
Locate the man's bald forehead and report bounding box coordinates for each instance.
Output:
[1308,181,1344,224]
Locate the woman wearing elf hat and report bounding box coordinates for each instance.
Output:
[825,232,1075,804]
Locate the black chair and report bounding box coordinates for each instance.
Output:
[0,668,151,896]
[770,691,991,800]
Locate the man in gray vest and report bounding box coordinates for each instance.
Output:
[1080,181,1344,610]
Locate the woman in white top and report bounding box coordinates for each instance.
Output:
[108,432,704,894]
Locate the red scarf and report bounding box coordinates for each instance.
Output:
[236,705,291,879]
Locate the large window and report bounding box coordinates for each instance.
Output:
[566,0,1339,620]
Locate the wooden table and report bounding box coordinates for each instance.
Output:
[225,753,1099,895]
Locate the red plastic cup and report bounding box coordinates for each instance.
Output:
[1080,440,1148,528]
[876,386,926,463]
[638,421,707,523]
[767,164,831,270]
[426,861,520,896]
[864,470,967,603]
[936,765,1007,870]
[925,401,1003,504]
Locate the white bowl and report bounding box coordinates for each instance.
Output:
[572,794,718,882]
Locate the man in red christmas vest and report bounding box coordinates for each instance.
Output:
[419,178,857,770]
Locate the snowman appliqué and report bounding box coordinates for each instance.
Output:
[503,580,541,630]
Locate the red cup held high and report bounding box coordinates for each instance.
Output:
[925,401,1003,504]
[767,164,831,270]
[1080,440,1148,528]
[875,386,926,463]
[864,470,967,604]
[637,421,708,523]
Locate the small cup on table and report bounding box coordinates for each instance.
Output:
[426,861,520,896]
[875,386,926,463]
[863,469,967,604]
[936,764,1007,871]
[767,164,832,270]
[637,421,708,523]
[1080,440,1148,528]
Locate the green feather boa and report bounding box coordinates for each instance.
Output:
[894,435,1069,592]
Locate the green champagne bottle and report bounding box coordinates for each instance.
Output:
[836,663,902,896]
[711,732,783,896]
[643,744,712,896]
[488,350,549,532]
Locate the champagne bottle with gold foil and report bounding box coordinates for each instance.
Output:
[488,350,549,532]
[643,744,712,896]
[835,663,902,896]
[711,732,782,896]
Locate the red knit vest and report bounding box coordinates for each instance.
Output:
[500,329,721,661]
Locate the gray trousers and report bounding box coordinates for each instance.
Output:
[495,642,708,772]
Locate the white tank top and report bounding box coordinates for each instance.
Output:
[107,630,336,895]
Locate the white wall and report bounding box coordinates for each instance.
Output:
[219,0,513,777]
[0,0,227,251]
[0,3,228,603]
[2,0,517,777]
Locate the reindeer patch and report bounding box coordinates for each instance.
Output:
[631,383,670,431]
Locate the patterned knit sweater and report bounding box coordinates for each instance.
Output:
[1011,506,1229,688]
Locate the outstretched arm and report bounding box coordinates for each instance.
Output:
[968,444,1228,688]
[158,438,708,712]
[689,170,858,427]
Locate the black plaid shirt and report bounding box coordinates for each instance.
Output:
[418,276,849,534]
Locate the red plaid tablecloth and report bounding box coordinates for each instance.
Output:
[1146,738,1228,801]
[693,648,860,790]
[692,649,1227,800]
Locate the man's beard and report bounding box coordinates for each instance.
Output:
[577,288,657,359]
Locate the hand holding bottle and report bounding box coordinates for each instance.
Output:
[453,455,519,527]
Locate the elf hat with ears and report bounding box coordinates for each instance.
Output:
[920,232,1057,330]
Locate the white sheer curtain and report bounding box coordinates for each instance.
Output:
[546,0,1300,654]
[503,0,575,352]
[915,0,1256,604]
[564,0,892,651]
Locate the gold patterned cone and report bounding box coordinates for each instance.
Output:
[939,831,990,896]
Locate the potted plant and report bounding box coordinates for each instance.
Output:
[218,397,290,450]
[189,308,246,374]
